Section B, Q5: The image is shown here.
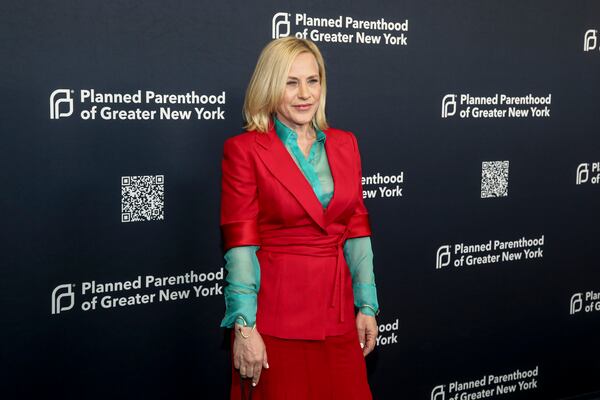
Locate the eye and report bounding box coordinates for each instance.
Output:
[286,80,297,86]
[309,78,319,84]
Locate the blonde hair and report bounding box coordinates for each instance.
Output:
[243,37,329,133]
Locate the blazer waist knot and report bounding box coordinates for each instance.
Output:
[259,226,352,323]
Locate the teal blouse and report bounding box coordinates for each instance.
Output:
[220,116,380,328]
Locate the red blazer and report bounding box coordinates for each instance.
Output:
[220,120,372,340]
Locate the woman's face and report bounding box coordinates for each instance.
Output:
[275,52,321,132]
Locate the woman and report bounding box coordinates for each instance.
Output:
[219,37,380,399]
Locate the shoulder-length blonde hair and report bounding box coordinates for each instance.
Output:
[243,37,329,133]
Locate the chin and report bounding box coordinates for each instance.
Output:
[294,118,314,126]
[279,109,317,127]
[291,114,316,125]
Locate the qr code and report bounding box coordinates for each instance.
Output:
[121,175,164,222]
[481,161,509,198]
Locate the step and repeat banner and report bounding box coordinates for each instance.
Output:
[2,1,599,399]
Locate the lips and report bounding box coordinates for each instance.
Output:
[293,104,312,110]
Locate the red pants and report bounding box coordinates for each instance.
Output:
[229,328,373,400]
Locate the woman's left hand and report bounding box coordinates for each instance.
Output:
[356,311,378,357]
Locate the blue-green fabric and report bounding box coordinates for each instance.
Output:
[220,116,379,328]
[273,115,333,208]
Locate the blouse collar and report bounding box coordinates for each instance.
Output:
[273,115,326,145]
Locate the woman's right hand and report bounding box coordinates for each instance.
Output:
[233,323,269,387]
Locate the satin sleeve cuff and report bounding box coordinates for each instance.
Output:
[219,245,261,328]
[221,220,261,251]
[347,213,372,238]
[220,137,261,252]
[343,236,380,316]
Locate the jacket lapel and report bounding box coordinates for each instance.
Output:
[254,123,353,231]
[323,132,353,229]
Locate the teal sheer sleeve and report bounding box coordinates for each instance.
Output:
[343,236,380,317]
[219,245,261,328]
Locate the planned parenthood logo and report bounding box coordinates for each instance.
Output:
[441,93,552,119]
[50,89,74,119]
[49,88,226,121]
[583,29,598,52]
[431,366,539,400]
[50,268,224,315]
[435,234,545,270]
[271,11,409,46]
[272,12,291,38]
[569,291,600,315]
[575,162,600,185]
[51,283,75,314]
[440,94,457,118]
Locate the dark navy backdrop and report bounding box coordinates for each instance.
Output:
[2,1,599,399]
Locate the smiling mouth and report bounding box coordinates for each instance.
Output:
[294,104,312,109]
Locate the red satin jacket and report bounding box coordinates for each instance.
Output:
[220,120,372,340]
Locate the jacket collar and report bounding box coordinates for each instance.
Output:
[254,117,353,233]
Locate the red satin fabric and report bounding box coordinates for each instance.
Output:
[346,213,372,238]
[259,225,351,323]
[229,328,373,400]
[222,220,261,251]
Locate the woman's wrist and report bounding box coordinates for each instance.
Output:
[359,304,380,317]
[234,315,257,338]
[234,323,256,339]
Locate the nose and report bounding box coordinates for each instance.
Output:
[298,81,310,99]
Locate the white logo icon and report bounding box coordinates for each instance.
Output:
[272,12,291,39]
[50,89,74,119]
[570,293,583,315]
[584,29,597,52]
[431,384,446,400]
[576,163,589,185]
[441,94,457,118]
[436,245,451,269]
[51,283,75,314]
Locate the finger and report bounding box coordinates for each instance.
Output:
[245,363,254,379]
[364,337,375,356]
[240,365,248,378]
[362,332,371,356]
[252,363,262,387]
[263,348,269,369]
[364,328,377,356]
[234,356,241,370]
[357,325,366,352]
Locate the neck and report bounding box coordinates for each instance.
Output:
[275,114,315,140]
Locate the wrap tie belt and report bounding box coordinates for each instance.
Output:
[259,227,351,323]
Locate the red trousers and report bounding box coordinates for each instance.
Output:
[229,328,373,400]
